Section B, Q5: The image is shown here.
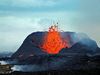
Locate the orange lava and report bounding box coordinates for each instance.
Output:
[41,25,69,54]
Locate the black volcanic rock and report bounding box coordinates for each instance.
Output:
[12,32,98,59]
[12,32,47,60]
[11,32,100,72]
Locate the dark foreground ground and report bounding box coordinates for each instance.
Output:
[3,69,100,75]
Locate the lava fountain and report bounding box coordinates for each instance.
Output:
[41,25,69,54]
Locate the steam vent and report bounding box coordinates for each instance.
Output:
[12,24,98,60]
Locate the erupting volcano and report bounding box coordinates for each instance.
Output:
[41,25,69,54]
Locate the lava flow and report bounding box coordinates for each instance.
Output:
[41,25,69,54]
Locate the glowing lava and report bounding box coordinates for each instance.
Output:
[41,25,69,54]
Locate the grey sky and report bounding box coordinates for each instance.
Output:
[0,0,100,52]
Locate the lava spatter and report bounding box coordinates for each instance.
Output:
[41,25,69,54]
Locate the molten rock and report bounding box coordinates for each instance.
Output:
[40,25,69,54]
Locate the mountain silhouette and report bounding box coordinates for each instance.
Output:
[11,32,100,71]
[12,32,98,59]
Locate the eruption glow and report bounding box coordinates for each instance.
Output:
[41,25,69,54]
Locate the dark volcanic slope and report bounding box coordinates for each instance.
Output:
[11,32,100,72]
[12,32,98,59]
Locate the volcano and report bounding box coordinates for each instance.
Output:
[12,25,98,60]
[11,25,100,72]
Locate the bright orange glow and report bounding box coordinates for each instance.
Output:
[41,25,69,54]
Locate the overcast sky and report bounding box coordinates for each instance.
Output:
[0,0,100,52]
